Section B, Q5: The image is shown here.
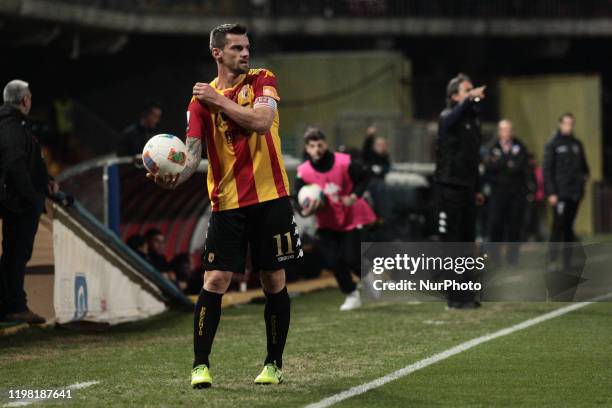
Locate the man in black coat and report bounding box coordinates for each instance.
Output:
[543,113,589,271]
[434,73,486,309]
[484,119,529,266]
[0,79,56,324]
[116,100,162,156]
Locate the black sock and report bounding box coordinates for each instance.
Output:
[193,288,223,368]
[263,286,291,369]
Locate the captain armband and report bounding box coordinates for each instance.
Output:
[253,96,277,110]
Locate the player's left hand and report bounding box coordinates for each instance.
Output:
[146,172,179,190]
[193,82,223,108]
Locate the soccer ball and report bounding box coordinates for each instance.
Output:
[298,184,324,209]
[142,134,187,176]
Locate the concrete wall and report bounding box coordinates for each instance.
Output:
[262,51,412,153]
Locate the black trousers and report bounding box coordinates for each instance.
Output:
[0,201,43,315]
[435,183,476,242]
[549,198,579,269]
[316,228,362,294]
[435,183,478,303]
[488,188,525,265]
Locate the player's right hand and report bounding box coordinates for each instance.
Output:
[470,85,486,100]
[548,194,558,206]
[146,172,179,190]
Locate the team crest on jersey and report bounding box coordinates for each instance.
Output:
[167,148,186,165]
[238,85,252,105]
[208,252,215,263]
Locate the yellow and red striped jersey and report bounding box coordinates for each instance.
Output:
[186,68,290,211]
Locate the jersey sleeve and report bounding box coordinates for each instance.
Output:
[186,97,210,139]
[253,69,280,102]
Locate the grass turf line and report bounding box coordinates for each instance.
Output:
[0,289,608,407]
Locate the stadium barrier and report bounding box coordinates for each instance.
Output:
[51,193,192,326]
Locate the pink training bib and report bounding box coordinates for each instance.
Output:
[298,152,376,231]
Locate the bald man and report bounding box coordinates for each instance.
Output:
[484,119,529,266]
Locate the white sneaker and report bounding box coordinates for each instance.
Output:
[339,290,362,311]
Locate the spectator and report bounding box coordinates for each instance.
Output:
[363,135,391,221]
[126,234,148,259]
[117,100,162,156]
[361,124,378,164]
[144,228,175,282]
[364,136,391,180]
[170,253,190,292]
[0,79,58,324]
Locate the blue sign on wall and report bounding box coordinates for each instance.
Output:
[73,274,88,321]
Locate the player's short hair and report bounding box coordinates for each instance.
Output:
[126,234,146,250]
[209,23,248,50]
[303,127,326,143]
[446,73,471,106]
[145,228,163,240]
[559,112,575,123]
[142,99,162,115]
[3,79,30,106]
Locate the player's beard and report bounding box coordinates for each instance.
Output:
[234,62,249,74]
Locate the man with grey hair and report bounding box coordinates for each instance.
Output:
[0,79,56,324]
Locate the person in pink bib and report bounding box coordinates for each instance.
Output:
[295,128,376,310]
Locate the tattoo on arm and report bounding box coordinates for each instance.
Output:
[177,136,202,185]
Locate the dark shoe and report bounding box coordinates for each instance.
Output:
[5,309,46,325]
[446,301,481,310]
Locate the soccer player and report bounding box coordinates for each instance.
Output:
[295,128,376,311]
[147,23,301,388]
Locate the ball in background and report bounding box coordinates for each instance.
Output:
[298,184,324,209]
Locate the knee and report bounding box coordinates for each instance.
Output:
[203,271,231,294]
[260,269,286,293]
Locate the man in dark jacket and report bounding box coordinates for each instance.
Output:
[434,73,485,309]
[116,100,162,156]
[0,79,56,324]
[543,113,589,270]
[484,119,529,266]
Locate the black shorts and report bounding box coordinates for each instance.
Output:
[202,197,303,273]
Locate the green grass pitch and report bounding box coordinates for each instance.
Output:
[1,289,611,407]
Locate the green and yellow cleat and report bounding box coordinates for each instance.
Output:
[254,363,283,385]
[191,364,212,389]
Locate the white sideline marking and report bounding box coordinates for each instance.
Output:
[306,297,610,408]
[3,381,99,407]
